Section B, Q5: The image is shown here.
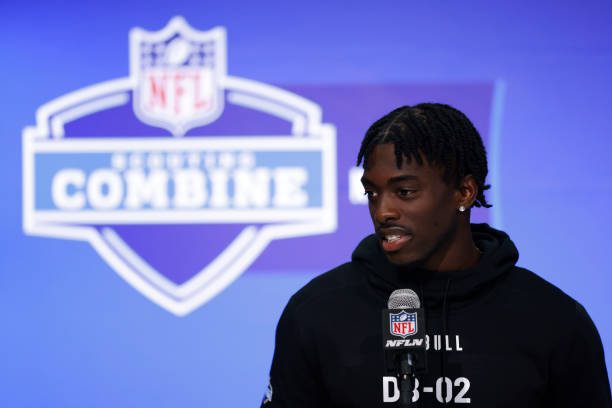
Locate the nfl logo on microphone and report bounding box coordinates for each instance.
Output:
[390,311,417,338]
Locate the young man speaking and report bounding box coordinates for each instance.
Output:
[262,104,611,407]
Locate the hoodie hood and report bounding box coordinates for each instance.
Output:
[352,223,519,311]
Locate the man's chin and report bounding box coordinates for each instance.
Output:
[384,251,423,268]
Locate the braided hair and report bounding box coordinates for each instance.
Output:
[357,103,492,208]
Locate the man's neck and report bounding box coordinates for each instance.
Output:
[422,224,481,272]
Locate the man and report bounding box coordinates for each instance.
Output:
[262,103,611,407]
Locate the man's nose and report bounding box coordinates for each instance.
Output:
[373,194,400,224]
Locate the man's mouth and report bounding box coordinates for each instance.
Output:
[379,231,413,252]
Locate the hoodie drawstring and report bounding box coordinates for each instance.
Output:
[418,282,425,310]
[441,278,452,403]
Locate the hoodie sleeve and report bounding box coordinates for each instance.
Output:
[548,301,611,407]
[261,296,327,408]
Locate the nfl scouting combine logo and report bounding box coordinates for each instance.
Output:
[22,17,337,316]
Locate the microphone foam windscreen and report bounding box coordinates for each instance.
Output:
[388,288,421,309]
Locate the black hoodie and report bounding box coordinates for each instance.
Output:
[263,224,610,407]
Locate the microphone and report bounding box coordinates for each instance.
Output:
[382,289,427,406]
[388,288,421,309]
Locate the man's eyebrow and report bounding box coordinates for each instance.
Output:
[360,174,418,185]
[388,175,418,183]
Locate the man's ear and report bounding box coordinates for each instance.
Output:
[456,174,478,209]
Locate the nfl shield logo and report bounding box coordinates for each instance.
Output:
[130,17,226,136]
[390,311,417,338]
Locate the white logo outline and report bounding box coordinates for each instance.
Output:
[22,17,337,316]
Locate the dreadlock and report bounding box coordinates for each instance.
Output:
[356,103,492,208]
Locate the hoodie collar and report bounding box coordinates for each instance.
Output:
[352,223,519,309]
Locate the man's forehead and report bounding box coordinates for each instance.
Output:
[361,173,420,186]
[364,147,429,172]
[364,144,428,167]
[362,145,448,184]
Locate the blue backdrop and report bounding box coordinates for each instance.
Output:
[1,1,611,406]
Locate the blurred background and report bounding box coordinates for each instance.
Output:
[1,0,611,406]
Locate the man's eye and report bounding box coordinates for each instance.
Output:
[364,190,377,199]
[398,189,415,198]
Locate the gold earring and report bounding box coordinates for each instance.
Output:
[459,205,466,212]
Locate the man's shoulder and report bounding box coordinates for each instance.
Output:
[511,266,564,291]
[509,266,589,324]
[287,261,369,314]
